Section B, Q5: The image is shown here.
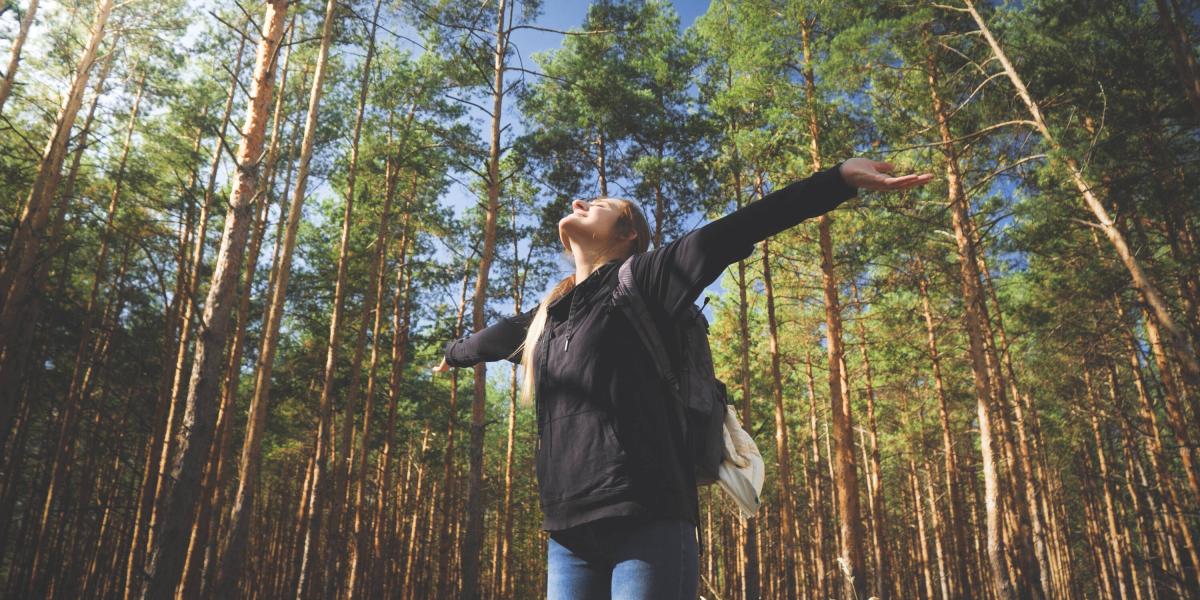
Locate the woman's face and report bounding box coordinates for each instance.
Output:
[558,198,625,252]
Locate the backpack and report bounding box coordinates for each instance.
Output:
[613,256,764,519]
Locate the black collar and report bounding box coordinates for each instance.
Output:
[547,257,625,311]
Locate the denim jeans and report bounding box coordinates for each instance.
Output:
[546,515,699,600]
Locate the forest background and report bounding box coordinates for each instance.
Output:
[0,0,1198,599]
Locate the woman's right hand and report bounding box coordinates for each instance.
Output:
[432,357,451,375]
[839,157,933,191]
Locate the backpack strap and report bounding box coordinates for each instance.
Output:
[614,256,680,396]
[614,256,692,440]
[615,256,706,552]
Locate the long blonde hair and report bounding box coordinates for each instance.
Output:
[516,198,652,407]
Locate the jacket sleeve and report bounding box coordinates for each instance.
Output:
[443,305,538,367]
[631,164,857,318]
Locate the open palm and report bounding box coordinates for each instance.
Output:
[839,158,934,191]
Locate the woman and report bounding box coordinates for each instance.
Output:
[434,158,931,599]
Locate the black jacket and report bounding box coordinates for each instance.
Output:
[444,164,857,531]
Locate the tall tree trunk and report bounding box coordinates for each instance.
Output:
[851,281,889,599]
[438,269,472,596]
[498,187,530,599]
[0,0,114,450]
[462,1,513,598]
[137,3,289,597]
[186,19,296,600]
[183,35,295,599]
[212,3,334,593]
[0,0,38,115]
[798,17,865,599]
[1082,367,1136,598]
[0,50,112,569]
[758,175,799,600]
[346,162,400,600]
[915,257,969,598]
[909,457,933,599]
[322,3,383,595]
[1115,298,1200,589]
[804,353,828,600]
[923,456,952,600]
[122,106,205,600]
[974,230,1055,597]
[596,131,608,197]
[922,26,1015,598]
[135,28,250,597]
[761,234,799,599]
[726,109,760,600]
[375,209,414,597]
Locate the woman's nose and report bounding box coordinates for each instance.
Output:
[571,199,588,212]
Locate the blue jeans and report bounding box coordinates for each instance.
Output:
[546,515,699,600]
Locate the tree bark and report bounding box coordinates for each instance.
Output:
[909,458,934,599]
[915,257,969,598]
[725,106,760,600]
[211,3,334,593]
[137,3,288,597]
[136,28,250,597]
[321,3,383,594]
[1083,367,1136,598]
[437,269,472,596]
[851,281,889,599]
[498,184,531,599]
[922,24,1015,597]
[462,1,514,598]
[760,232,799,600]
[375,204,414,597]
[798,17,865,599]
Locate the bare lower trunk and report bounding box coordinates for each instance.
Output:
[1083,368,1135,598]
[375,213,413,597]
[851,282,889,599]
[761,232,799,600]
[730,142,760,600]
[923,28,1013,596]
[798,17,865,598]
[916,258,969,597]
[437,271,472,596]
[288,7,345,592]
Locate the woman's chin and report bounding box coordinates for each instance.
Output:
[558,223,573,251]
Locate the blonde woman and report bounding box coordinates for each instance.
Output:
[434,158,931,599]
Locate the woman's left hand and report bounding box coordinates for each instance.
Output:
[839,158,933,191]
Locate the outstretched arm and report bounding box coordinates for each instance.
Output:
[631,159,931,318]
[435,305,538,372]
